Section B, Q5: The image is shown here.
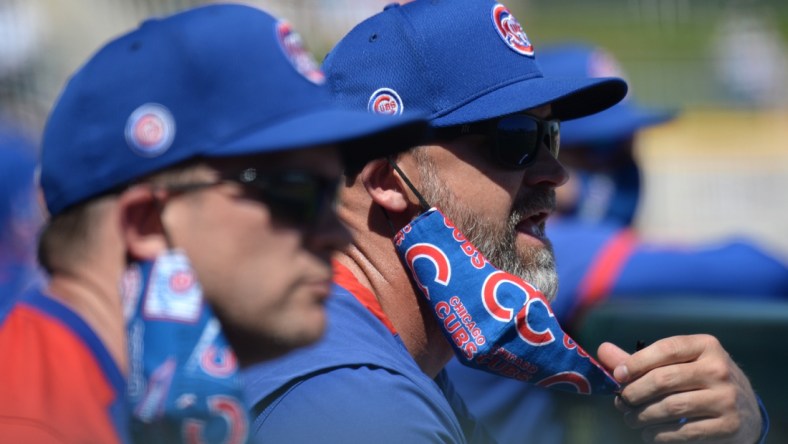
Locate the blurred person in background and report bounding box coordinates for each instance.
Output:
[0,122,41,303]
[545,45,788,318]
[445,42,784,444]
[0,0,45,351]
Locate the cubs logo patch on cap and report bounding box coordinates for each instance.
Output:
[125,103,176,157]
[491,3,534,57]
[587,49,624,79]
[275,20,325,85]
[587,48,630,101]
[367,88,404,115]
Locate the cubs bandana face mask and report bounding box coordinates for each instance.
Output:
[394,208,619,394]
[122,250,249,443]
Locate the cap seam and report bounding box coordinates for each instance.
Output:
[400,6,441,118]
[429,71,543,122]
[211,100,333,150]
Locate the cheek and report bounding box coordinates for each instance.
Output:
[435,150,522,217]
[447,173,519,219]
[180,206,301,301]
[208,232,327,349]
[215,226,303,290]
[202,232,304,328]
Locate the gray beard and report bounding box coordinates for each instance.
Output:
[414,151,559,302]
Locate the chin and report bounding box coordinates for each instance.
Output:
[273,314,328,352]
[225,317,326,366]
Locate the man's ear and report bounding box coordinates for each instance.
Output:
[118,185,169,261]
[359,158,410,213]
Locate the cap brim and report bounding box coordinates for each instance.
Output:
[431,76,627,126]
[208,108,427,168]
[561,103,677,146]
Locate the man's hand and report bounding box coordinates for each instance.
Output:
[597,334,762,443]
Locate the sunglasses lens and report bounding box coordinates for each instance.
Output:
[493,115,560,168]
[269,179,320,223]
[432,114,560,170]
[239,170,337,226]
[494,115,541,168]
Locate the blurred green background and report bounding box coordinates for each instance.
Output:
[4,0,788,121]
[521,0,788,109]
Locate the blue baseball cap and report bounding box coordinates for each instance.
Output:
[323,0,628,127]
[41,4,426,217]
[537,43,677,146]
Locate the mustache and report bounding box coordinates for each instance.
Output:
[510,189,557,221]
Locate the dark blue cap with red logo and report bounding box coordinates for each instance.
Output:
[537,43,677,146]
[41,3,426,216]
[323,0,628,127]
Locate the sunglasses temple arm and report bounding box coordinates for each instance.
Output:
[386,156,431,212]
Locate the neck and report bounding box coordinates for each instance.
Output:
[46,266,128,374]
[335,236,454,379]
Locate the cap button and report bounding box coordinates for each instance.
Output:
[383,3,400,11]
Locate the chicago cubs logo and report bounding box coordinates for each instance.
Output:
[275,20,325,85]
[125,103,176,157]
[515,296,556,346]
[183,395,248,444]
[588,48,624,79]
[588,48,631,101]
[200,345,238,378]
[170,269,195,293]
[491,4,534,56]
[481,271,556,346]
[367,88,403,116]
[143,254,203,323]
[536,371,592,395]
[405,243,451,300]
[482,271,530,322]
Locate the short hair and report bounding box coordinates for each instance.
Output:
[37,195,110,275]
[37,160,209,275]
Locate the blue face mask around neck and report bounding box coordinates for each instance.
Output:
[393,208,619,395]
[122,250,250,443]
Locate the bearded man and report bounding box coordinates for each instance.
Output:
[242,1,767,443]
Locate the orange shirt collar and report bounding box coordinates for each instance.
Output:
[332,260,398,335]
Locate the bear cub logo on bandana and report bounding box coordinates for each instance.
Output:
[275,20,325,85]
[491,3,534,57]
[367,88,404,116]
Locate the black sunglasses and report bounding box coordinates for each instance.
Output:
[433,114,560,169]
[165,168,339,227]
